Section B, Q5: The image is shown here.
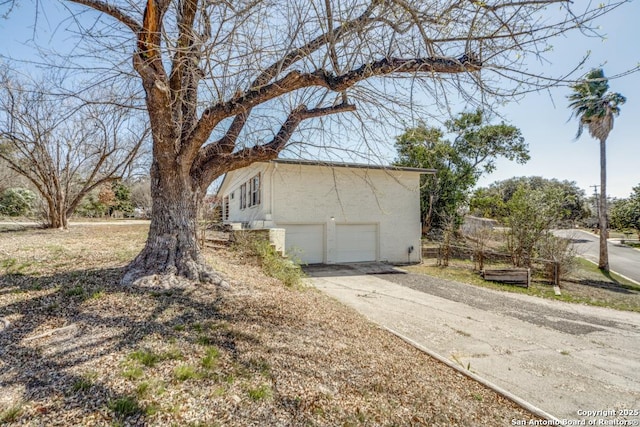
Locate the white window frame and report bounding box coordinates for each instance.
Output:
[223,196,230,220]
[248,173,261,207]
[240,183,247,210]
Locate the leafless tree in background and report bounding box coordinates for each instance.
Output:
[0,71,149,228]
[129,177,152,215]
[0,157,28,193]
[3,0,630,284]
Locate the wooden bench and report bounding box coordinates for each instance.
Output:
[482,268,530,288]
[422,246,439,258]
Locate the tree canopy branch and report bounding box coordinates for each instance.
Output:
[169,0,200,131]
[187,54,481,154]
[196,102,356,187]
[67,0,142,34]
[250,0,379,91]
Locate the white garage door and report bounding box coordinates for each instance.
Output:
[283,224,324,264]
[335,224,377,263]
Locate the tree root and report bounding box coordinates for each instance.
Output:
[125,271,230,290]
[121,252,230,289]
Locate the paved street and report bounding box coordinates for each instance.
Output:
[554,229,640,283]
[307,264,640,424]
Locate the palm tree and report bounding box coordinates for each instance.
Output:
[568,68,626,271]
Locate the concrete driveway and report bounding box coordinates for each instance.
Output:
[306,264,640,424]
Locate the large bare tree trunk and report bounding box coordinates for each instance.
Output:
[598,138,609,271]
[121,161,224,286]
[41,194,69,229]
[46,198,67,229]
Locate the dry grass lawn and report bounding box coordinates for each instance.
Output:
[0,224,538,426]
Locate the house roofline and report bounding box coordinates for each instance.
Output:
[269,158,436,174]
[215,158,434,197]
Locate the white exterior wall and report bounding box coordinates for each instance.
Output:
[269,163,422,264]
[219,163,272,227]
[219,161,424,264]
[269,228,286,255]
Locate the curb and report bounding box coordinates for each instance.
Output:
[578,256,640,286]
[562,229,640,285]
[383,326,559,423]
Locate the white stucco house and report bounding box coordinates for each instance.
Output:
[216,159,433,265]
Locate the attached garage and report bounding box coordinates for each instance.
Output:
[282,223,378,264]
[282,224,324,264]
[335,224,377,263]
[218,159,431,265]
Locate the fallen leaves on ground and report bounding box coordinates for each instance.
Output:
[0,224,537,426]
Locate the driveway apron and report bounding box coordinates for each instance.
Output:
[307,264,640,424]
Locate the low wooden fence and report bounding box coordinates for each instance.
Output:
[422,242,564,287]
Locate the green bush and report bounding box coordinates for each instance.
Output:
[246,235,304,288]
[76,182,135,218]
[111,182,135,217]
[0,188,35,216]
[535,233,576,283]
[231,231,305,287]
[76,193,109,218]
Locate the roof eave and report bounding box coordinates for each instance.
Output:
[269,158,435,174]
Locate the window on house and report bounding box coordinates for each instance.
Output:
[240,183,247,210]
[223,196,229,220]
[249,173,261,207]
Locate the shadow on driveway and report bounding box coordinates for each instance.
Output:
[303,262,407,278]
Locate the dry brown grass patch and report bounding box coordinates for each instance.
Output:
[0,223,538,425]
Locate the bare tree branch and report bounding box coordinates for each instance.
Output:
[198,102,356,185]
[0,71,149,228]
[187,54,481,156]
[67,0,142,33]
[168,0,200,137]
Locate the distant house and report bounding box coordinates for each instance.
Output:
[216,159,433,264]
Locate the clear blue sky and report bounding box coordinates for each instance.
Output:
[472,2,640,199]
[2,2,638,198]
